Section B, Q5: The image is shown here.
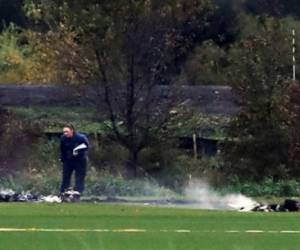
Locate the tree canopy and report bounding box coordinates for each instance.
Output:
[1,0,300,181]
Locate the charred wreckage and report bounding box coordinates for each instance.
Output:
[1,188,300,212]
[239,199,300,212]
[0,188,80,203]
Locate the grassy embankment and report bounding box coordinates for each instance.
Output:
[0,204,300,250]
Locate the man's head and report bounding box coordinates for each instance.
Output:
[63,124,75,138]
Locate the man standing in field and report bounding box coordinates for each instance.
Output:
[60,124,89,196]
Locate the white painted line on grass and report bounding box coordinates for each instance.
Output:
[280,230,300,234]
[112,229,147,233]
[0,228,300,234]
[174,230,191,233]
[245,230,264,233]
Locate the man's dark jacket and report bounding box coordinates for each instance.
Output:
[60,133,89,162]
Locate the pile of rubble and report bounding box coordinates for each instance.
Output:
[0,189,80,203]
[1,188,300,212]
[239,199,300,212]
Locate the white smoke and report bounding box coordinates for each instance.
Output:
[184,180,258,210]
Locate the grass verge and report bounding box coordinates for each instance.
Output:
[0,204,300,250]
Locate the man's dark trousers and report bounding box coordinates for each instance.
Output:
[60,158,87,193]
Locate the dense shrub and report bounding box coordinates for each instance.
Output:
[85,171,176,197]
[0,168,176,197]
[222,177,300,197]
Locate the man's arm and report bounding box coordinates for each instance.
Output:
[73,134,89,156]
[78,134,89,149]
[60,137,66,162]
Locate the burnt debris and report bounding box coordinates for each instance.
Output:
[1,188,300,212]
[240,199,300,212]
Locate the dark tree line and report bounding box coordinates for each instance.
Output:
[1,0,300,181]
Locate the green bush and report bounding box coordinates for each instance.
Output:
[88,138,127,174]
[139,145,189,190]
[223,177,300,197]
[85,170,175,197]
[0,131,180,196]
[0,24,36,83]
[0,167,176,197]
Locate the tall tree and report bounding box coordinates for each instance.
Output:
[224,18,293,180]
[25,0,215,177]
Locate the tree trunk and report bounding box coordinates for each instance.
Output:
[125,149,138,178]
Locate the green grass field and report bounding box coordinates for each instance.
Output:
[0,203,300,250]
